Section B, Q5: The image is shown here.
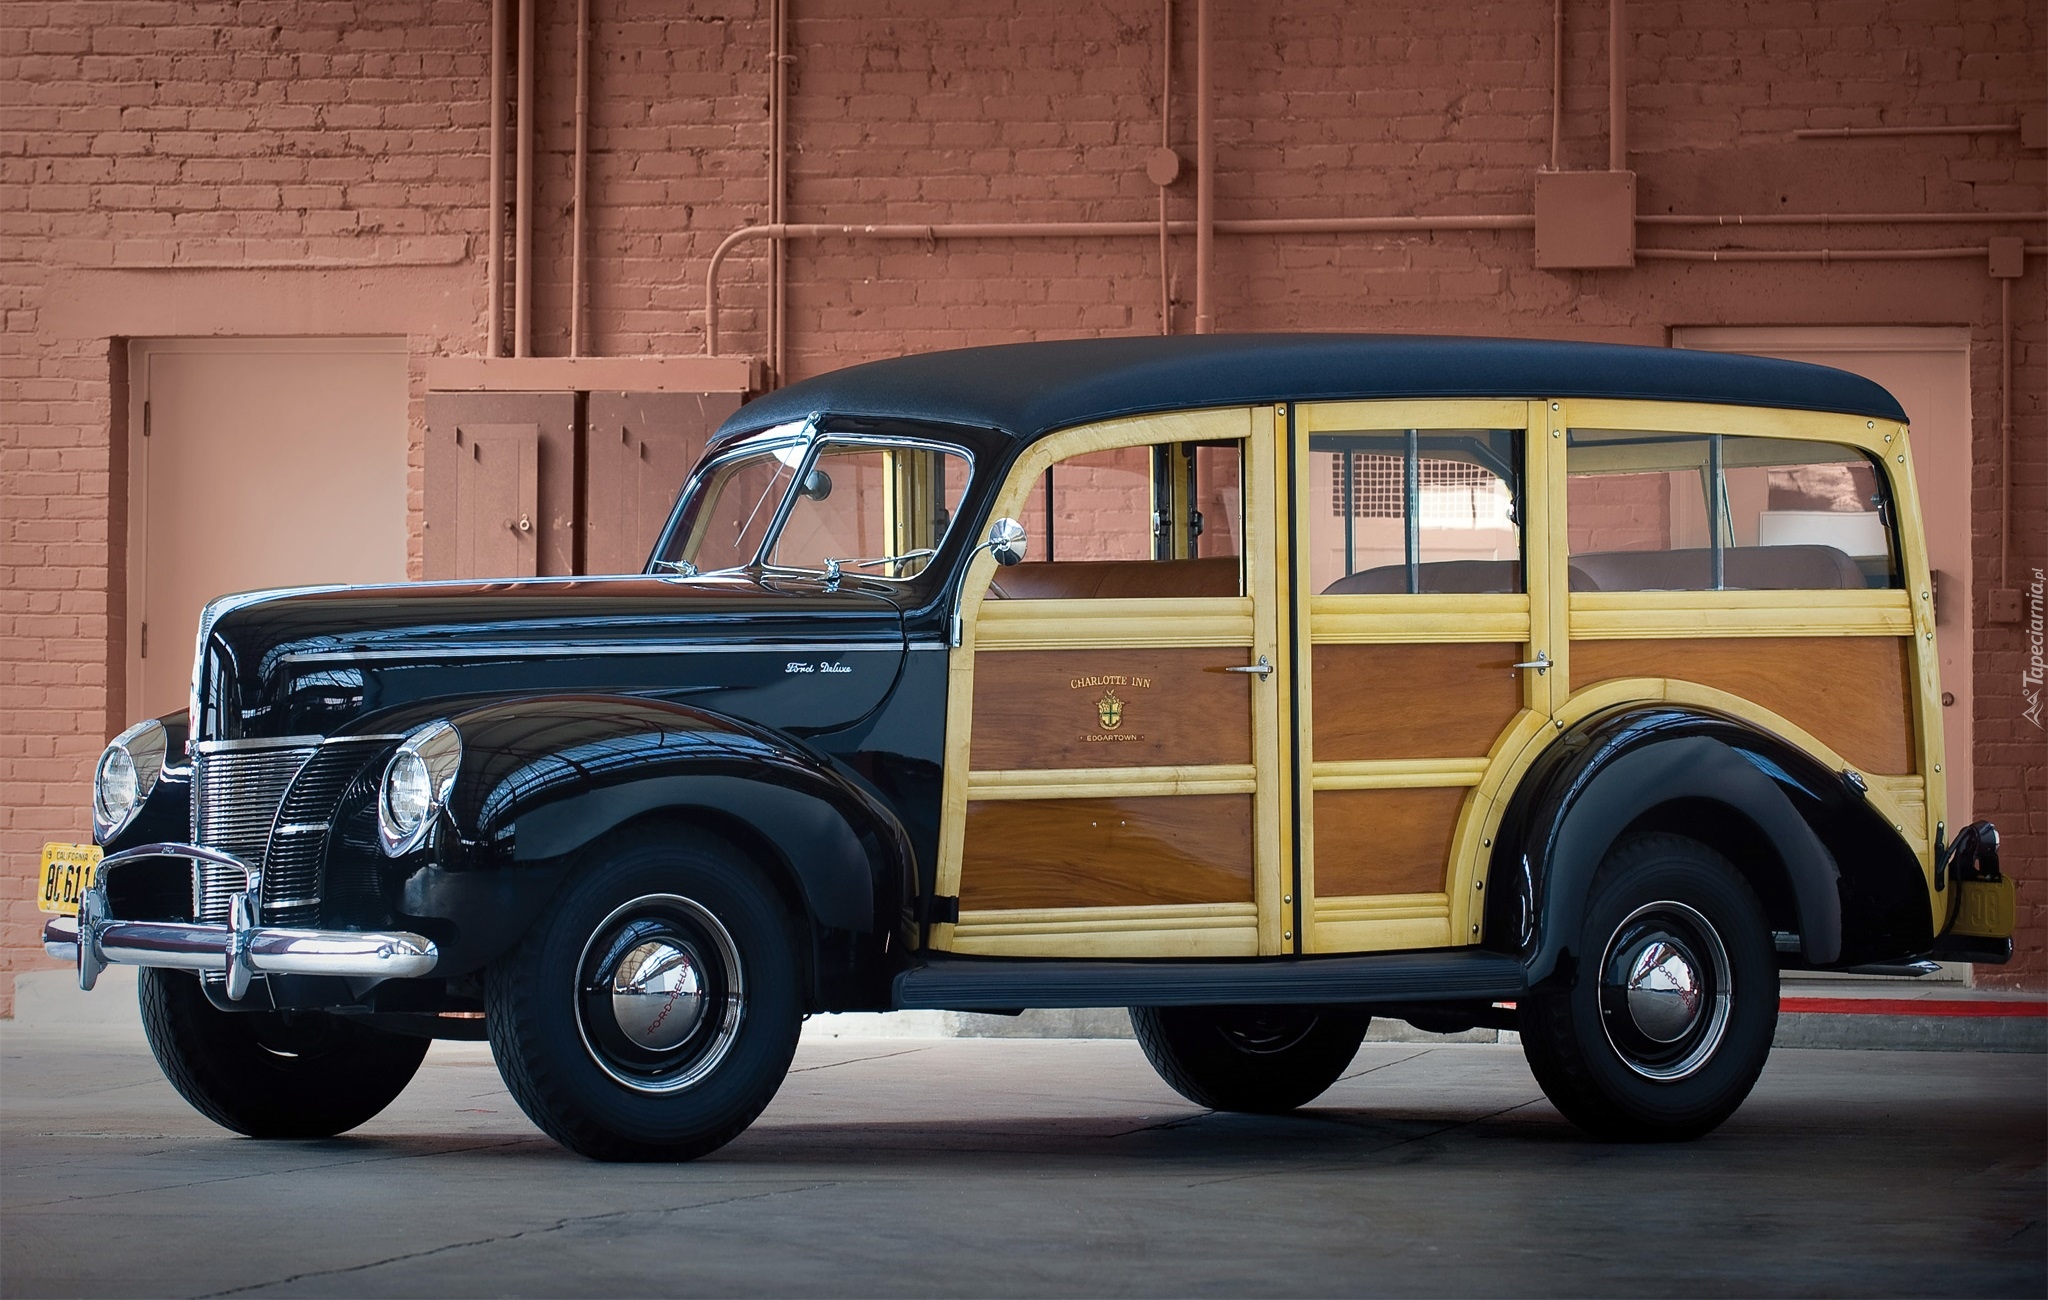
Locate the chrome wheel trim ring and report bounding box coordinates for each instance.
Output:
[1597,900,1733,1082]
[574,893,745,1095]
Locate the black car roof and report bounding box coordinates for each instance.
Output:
[714,333,1909,447]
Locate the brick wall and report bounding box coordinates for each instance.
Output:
[3,0,2043,1012]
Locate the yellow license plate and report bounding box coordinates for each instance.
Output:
[37,842,102,915]
[1951,876,2016,940]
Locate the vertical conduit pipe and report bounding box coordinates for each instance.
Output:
[1194,0,1213,334]
[2001,276,2012,586]
[770,0,789,383]
[1550,0,1563,170]
[514,0,535,357]
[485,0,506,356]
[1609,0,1627,171]
[1159,0,1172,335]
[570,0,590,357]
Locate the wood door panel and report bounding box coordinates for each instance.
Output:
[1311,787,1467,897]
[1570,636,1914,775]
[959,795,1254,910]
[969,647,1254,770]
[1310,642,1524,761]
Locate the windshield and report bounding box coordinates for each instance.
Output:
[668,441,807,572]
[656,435,972,581]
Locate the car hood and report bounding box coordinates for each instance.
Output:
[192,572,912,744]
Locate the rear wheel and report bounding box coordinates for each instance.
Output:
[1519,833,1777,1141]
[1129,1005,1370,1113]
[486,826,802,1161]
[138,968,430,1138]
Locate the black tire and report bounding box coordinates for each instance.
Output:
[485,825,803,1162]
[1519,832,1778,1142]
[138,967,431,1139]
[1129,1004,1371,1113]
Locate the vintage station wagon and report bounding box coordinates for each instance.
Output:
[42,335,2013,1160]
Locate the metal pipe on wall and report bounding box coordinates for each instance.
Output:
[1549,0,1562,170]
[1641,211,2048,226]
[513,0,535,357]
[569,0,590,357]
[2000,276,2012,586]
[1608,0,1626,171]
[769,0,789,382]
[1636,245,2046,262]
[704,215,1536,354]
[1794,124,2021,139]
[485,0,506,357]
[1159,0,1173,335]
[1194,0,1213,334]
[703,220,2041,356]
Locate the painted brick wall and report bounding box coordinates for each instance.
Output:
[3,0,2043,1013]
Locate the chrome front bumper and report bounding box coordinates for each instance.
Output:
[43,842,438,1000]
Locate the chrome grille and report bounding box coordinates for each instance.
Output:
[260,737,391,926]
[191,739,318,923]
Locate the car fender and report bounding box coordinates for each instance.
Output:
[394,694,916,992]
[1488,708,1862,985]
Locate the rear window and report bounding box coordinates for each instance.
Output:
[1565,431,1900,591]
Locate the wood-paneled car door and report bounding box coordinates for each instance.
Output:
[934,408,1289,958]
[1288,400,1558,954]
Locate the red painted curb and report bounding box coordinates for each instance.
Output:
[1779,997,2048,1018]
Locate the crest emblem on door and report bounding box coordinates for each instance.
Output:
[1096,690,1125,731]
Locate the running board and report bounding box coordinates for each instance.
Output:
[893,950,1529,1012]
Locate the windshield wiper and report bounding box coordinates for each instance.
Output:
[823,548,937,580]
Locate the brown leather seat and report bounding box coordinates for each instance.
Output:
[1319,559,1599,595]
[1571,544,1866,591]
[993,556,1241,600]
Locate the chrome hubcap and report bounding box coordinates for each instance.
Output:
[607,939,707,1051]
[575,894,744,1095]
[1623,941,1703,1043]
[1598,900,1732,1081]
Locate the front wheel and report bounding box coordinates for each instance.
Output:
[485,826,803,1161]
[1519,833,1777,1141]
[139,968,431,1139]
[1130,1005,1370,1113]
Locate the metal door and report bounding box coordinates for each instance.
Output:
[125,339,408,718]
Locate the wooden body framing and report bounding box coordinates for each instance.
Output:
[932,396,1943,958]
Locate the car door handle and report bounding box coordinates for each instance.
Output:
[1224,655,1273,681]
[1512,651,1550,675]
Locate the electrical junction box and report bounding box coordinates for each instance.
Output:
[1535,170,1637,270]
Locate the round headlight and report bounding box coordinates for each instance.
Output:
[93,718,169,841]
[94,747,139,827]
[378,720,463,857]
[381,750,432,837]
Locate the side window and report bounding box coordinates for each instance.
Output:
[1566,431,1899,591]
[997,441,1243,599]
[1308,429,1524,595]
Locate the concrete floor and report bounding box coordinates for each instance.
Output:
[3,1004,2042,1300]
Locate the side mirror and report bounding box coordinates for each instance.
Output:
[798,468,833,501]
[986,517,1028,566]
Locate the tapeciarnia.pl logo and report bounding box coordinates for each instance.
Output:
[2024,567,2045,731]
